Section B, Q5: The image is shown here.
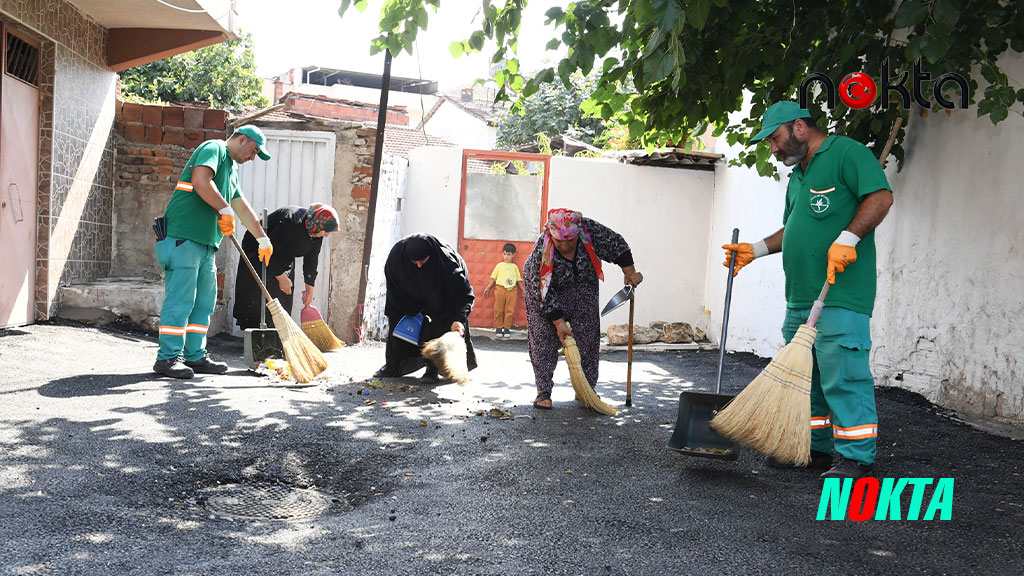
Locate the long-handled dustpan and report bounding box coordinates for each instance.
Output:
[243,209,283,370]
[667,228,740,460]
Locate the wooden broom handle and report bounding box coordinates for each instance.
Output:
[228,233,274,304]
[807,116,902,328]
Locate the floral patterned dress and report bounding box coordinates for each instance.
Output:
[522,217,633,395]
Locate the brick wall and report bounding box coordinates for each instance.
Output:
[282,93,409,126]
[111,100,228,280]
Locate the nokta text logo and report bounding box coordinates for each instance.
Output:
[817,477,954,521]
[800,58,968,111]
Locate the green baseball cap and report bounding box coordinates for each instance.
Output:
[749,101,812,144]
[234,124,271,160]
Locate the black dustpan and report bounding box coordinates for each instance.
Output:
[243,209,283,370]
[667,228,740,460]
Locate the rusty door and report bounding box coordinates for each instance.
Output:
[458,150,549,329]
[0,26,40,328]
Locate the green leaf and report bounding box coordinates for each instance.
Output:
[448,41,465,59]
[893,0,929,28]
[469,31,485,51]
[686,0,712,32]
[919,34,951,64]
[507,59,520,75]
[628,119,646,138]
[652,0,683,31]
[546,39,561,51]
[932,0,960,30]
[545,6,566,23]
[989,105,1008,124]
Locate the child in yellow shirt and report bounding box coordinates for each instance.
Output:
[483,243,524,338]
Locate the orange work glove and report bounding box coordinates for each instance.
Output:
[826,231,860,284]
[257,236,273,266]
[217,208,235,236]
[722,240,768,276]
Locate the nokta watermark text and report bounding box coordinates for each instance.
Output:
[800,58,968,111]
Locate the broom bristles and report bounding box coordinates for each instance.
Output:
[421,332,470,385]
[267,299,328,383]
[564,336,618,416]
[710,324,814,466]
[301,318,345,351]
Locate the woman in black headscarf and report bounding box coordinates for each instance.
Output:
[374,233,477,380]
[233,204,339,329]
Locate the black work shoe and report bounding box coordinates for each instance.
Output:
[153,357,194,379]
[373,364,399,378]
[766,450,834,470]
[820,455,874,480]
[184,355,228,374]
[420,366,440,382]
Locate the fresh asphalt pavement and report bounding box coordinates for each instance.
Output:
[0,320,1022,576]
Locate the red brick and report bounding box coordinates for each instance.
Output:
[354,165,373,176]
[184,108,205,129]
[122,102,144,123]
[183,129,205,150]
[351,185,371,200]
[153,166,174,175]
[163,107,184,127]
[114,100,123,122]
[142,105,162,126]
[205,130,225,142]
[123,123,145,142]
[204,109,226,130]
[145,125,163,145]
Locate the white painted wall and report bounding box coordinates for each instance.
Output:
[362,154,408,340]
[872,52,1024,424]
[403,147,463,246]
[424,101,498,150]
[706,110,791,357]
[404,148,716,332]
[548,156,715,331]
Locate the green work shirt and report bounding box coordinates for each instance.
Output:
[164,140,241,248]
[781,135,891,315]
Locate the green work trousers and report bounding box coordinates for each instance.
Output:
[155,237,218,362]
[782,306,878,465]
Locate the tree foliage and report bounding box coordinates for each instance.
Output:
[119,33,269,112]
[495,71,606,148]
[340,0,1024,177]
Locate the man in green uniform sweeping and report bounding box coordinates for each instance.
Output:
[153,125,275,379]
[724,101,894,480]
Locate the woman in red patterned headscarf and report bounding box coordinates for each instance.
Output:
[523,208,643,409]
[232,203,339,329]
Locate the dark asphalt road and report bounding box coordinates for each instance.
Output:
[1,321,1021,575]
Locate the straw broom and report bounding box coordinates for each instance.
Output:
[710,117,903,466]
[563,325,618,415]
[229,235,328,383]
[301,304,345,351]
[421,331,470,385]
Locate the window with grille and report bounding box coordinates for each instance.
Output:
[5,31,39,87]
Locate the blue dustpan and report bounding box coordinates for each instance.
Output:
[394,313,424,345]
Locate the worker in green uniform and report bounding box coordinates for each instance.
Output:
[723,101,894,480]
[153,125,275,379]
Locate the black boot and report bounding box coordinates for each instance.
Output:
[153,357,194,379]
[820,455,874,480]
[184,355,228,374]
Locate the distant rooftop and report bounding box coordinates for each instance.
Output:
[269,65,438,95]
